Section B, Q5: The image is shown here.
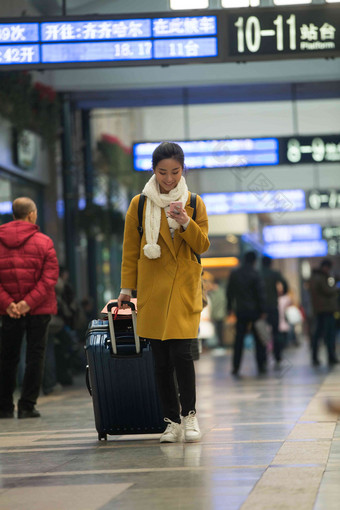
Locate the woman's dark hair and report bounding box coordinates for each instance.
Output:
[282,279,289,295]
[152,142,185,170]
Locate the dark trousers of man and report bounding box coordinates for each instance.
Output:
[0,314,51,412]
[266,308,282,362]
[233,312,267,374]
[214,320,225,348]
[312,312,337,364]
[150,339,196,424]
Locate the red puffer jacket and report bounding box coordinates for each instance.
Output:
[0,221,59,315]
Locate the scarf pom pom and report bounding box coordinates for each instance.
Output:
[143,243,161,259]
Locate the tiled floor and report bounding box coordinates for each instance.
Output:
[1,340,340,510]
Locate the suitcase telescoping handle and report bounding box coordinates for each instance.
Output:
[107,301,140,355]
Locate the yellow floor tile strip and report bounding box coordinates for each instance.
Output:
[240,371,340,510]
[0,484,132,510]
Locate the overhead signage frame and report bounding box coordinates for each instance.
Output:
[0,5,339,70]
[133,134,340,171]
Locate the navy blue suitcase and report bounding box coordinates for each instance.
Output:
[85,301,165,440]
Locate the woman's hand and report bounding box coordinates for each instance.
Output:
[167,206,189,226]
[117,293,131,309]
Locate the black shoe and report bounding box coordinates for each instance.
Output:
[258,366,267,375]
[329,358,339,366]
[18,408,41,419]
[0,409,14,419]
[312,359,321,367]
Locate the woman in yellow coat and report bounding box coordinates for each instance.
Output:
[118,142,209,443]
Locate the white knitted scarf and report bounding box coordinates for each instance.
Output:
[142,174,189,259]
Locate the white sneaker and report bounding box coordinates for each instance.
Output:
[183,411,202,442]
[160,418,183,443]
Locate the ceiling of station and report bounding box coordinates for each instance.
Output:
[20,0,340,103]
[70,79,340,109]
[28,0,172,16]
[41,57,340,108]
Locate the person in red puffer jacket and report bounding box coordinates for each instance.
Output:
[0,197,59,419]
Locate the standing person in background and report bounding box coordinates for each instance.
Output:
[309,259,339,367]
[198,272,215,349]
[277,280,292,352]
[227,251,267,376]
[261,256,287,368]
[209,278,227,355]
[0,198,59,418]
[117,142,209,443]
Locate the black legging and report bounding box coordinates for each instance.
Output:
[150,339,196,423]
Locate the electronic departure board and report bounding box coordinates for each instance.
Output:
[0,6,339,70]
[263,240,328,259]
[262,224,322,243]
[261,223,328,258]
[133,135,340,171]
[0,14,219,68]
[133,138,280,171]
[201,189,306,215]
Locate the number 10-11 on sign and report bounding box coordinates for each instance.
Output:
[234,14,297,53]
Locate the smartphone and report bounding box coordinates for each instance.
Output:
[169,201,182,214]
[170,202,183,214]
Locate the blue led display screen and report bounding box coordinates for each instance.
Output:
[152,16,217,37]
[0,201,13,215]
[262,224,322,243]
[263,240,328,259]
[133,138,279,171]
[1,6,339,69]
[41,38,217,63]
[1,15,218,68]
[201,190,305,215]
[134,136,340,171]
[41,19,152,41]
[0,44,40,65]
[0,23,39,43]
[42,41,153,63]
[40,17,216,42]
[154,37,217,59]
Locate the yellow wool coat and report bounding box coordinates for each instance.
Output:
[121,192,210,340]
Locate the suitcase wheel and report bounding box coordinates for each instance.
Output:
[98,433,107,441]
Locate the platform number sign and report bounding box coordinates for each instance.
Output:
[234,14,298,53]
[280,136,340,165]
[228,8,339,60]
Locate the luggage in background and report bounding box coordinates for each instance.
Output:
[85,301,165,440]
